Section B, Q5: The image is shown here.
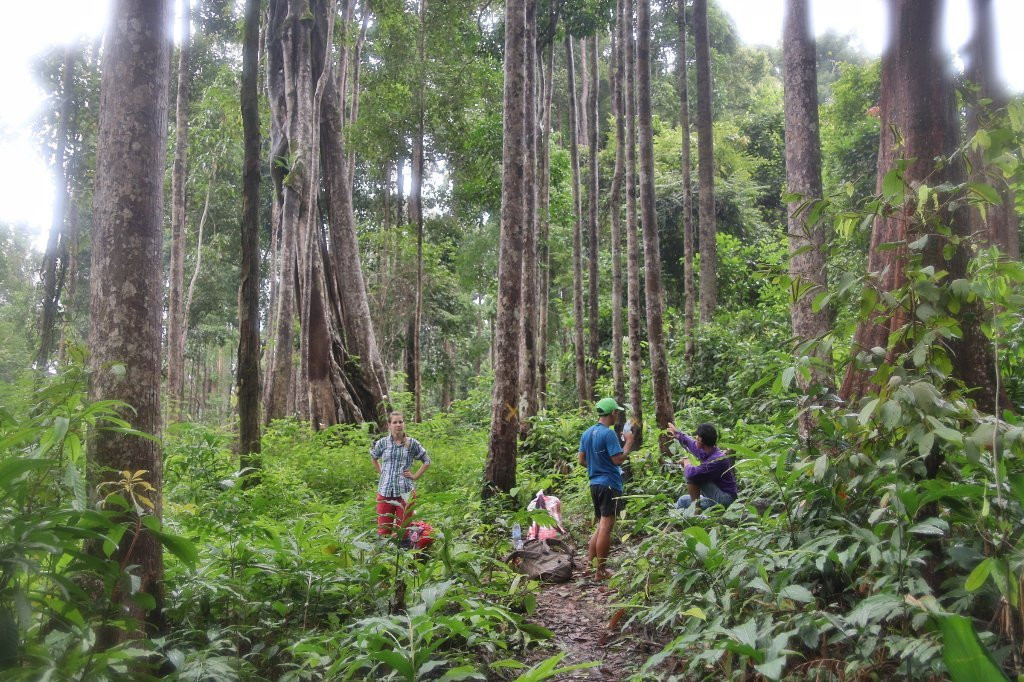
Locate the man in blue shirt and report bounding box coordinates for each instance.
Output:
[579,397,628,580]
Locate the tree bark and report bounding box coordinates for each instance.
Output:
[586,33,600,397]
[238,0,262,474]
[677,0,695,358]
[566,37,589,409]
[840,0,1000,414]
[783,0,833,439]
[396,154,405,226]
[167,0,192,419]
[484,0,526,498]
[410,0,426,422]
[637,0,674,443]
[624,0,644,445]
[965,0,1019,260]
[88,0,171,642]
[519,0,540,431]
[36,46,76,372]
[264,0,298,423]
[579,37,590,151]
[182,159,215,359]
[610,4,626,426]
[537,41,554,409]
[320,7,391,426]
[693,0,717,322]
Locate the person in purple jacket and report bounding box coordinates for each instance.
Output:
[667,422,737,510]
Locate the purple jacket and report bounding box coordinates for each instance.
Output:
[676,433,737,497]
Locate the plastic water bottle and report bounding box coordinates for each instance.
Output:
[511,522,523,550]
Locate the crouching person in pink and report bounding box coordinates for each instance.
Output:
[371,411,431,538]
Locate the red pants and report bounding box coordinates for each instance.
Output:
[376,492,415,536]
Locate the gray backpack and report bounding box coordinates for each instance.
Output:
[505,538,575,583]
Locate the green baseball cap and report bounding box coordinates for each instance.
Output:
[595,397,624,416]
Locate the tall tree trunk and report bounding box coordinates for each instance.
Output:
[346,0,370,178]
[610,6,626,427]
[238,0,262,474]
[586,33,600,397]
[319,4,391,425]
[36,46,76,372]
[410,0,426,422]
[182,160,215,358]
[578,37,590,151]
[264,0,298,423]
[624,0,644,444]
[537,41,554,409]
[636,0,674,442]
[693,0,717,321]
[840,0,1001,414]
[519,0,539,431]
[484,0,526,497]
[965,0,1019,259]
[677,0,695,358]
[396,154,405,226]
[167,0,192,419]
[88,0,171,643]
[566,37,589,409]
[784,0,832,439]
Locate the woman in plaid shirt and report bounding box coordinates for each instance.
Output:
[371,411,431,537]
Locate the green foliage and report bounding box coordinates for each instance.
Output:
[0,359,198,679]
[609,128,1024,679]
[821,60,881,210]
[0,225,38,387]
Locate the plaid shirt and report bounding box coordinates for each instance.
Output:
[371,435,430,497]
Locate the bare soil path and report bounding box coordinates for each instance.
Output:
[521,549,668,680]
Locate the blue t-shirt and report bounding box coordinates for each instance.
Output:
[579,424,624,490]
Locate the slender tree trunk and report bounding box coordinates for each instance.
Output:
[537,41,554,409]
[396,154,405,225]
[167,0,192,419]
[840,0,1001,414]
[182,160,215,359]
[586,33,600,397]
[410,0,426,422]
[519,0,539,431]
[237,0,262,473]
[88,0,171,643]
[566,37,589,409]
[637,0,673,442]
[624,0,644,444]
[965,0,1019,259]
[36,46,76,372]
[677,0,695,358]
[693,0,717,321]
[783,0,833,439]
[578,37,589,151]
[610,6,626,426]
[484,0,526,497]
[346,0,370,178]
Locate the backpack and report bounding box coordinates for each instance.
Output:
[505,538,575,583]
[526,491,565,541]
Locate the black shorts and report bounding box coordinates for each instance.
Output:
[591,484,624,519]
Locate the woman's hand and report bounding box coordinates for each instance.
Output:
[402,469,416,480]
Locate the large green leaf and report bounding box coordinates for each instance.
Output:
[141,516,198,569]
[939,614,1007,682]
[0,457,51,490]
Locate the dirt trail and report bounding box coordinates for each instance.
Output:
[522,550,667,680]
